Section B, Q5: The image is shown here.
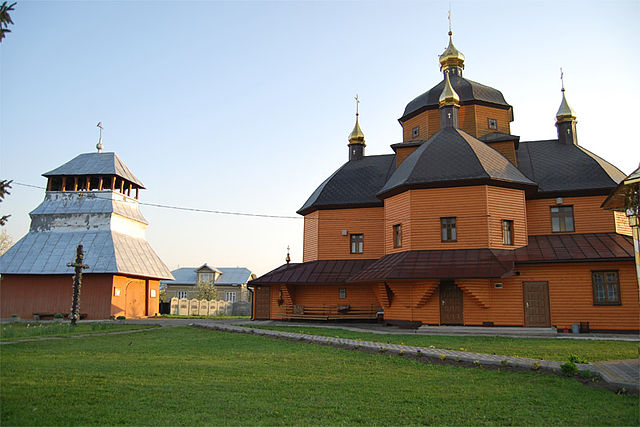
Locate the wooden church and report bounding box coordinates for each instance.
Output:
[250,31,638,332]
[0,135,174,319]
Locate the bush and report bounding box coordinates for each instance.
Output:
[568,354,588,364]
[116,316,126,320]
[561,362,578,377]
[54,313,64,319]
[531,361,541,371]
[579,369,599,380]
[10,314,18,318]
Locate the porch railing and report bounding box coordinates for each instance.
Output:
[275,304,379,320]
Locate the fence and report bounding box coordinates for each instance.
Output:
[169,298,251,316]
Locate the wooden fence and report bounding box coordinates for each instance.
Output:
[169,298,250,316]
[275,304,379,321]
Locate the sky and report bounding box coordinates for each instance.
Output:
[1,0,639,276]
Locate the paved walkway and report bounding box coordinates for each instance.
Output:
[194,321,640,394]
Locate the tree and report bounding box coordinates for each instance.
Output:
[0,228,12,255]
[0,2,16,43]
[196,281,218,301]
[0,180,11,225]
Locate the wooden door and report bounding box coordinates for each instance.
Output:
[253,286,271,320]
[125,279,145,318]
[523,282,551,327]
[439,282,463,325]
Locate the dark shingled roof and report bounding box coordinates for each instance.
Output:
[401,75,511,121]
[249,259,377,286]
[297,154,396,215]
[43,152,145,188]
[478,132,520,149]
[378,128,536,198]
[516,140,625,197]
[348,249,515,282]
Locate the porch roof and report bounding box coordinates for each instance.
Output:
[249,259,377,286]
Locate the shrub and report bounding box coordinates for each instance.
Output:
[501,360,509,367]
[116,316,126,320]
[531,361,541,371]
[568,354,588,364]
[561,362,578,377]
[10,314,18,318]
[54,313,64,319]
[439,354,446,361]
[473,360,481,367]
[579,370,599,380]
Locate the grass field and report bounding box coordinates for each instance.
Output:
[245,325,639,362]
[1,326,638,425]
[0,322,157,341]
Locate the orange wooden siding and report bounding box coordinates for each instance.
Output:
[0,274,113,319]
[526,196,620,235]
[384,192,412,253]
[486,186,528,248]
[303,211,320,262]
[303,208,385,261]
[381,262,638,331]
[395,145,420,167]
[401,104,512,142]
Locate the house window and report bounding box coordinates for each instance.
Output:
[199,272,214,284]
[488,118,498,130]
[412,126,419,138]
[350,234,363,254]
[177,290,189,299]
[592,271,620,305]
[339,288,347,299]
[441,217,457,242]
[502,220,514,245]
[393,224,402,248]
[225,291,237,302]
[150,289,157,298]
[550,206,574,232]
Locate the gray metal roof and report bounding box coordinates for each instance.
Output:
[43,152,145,188]
[0,230,174,280]
[378,128,536,198]
[30,191,148,226]
[401,75,511,121]
[161,266,253,286]
[516,140,626,196]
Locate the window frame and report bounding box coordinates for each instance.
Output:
[393,224,402,248]
[350,233,364,254]
[225,291,237,303]
[488,118,498,130]
[412,126,420,138]
[550,205,575,233]
[502,219,514,245]
[592,270,621,306]
[339,288,347,299]
[441,217,457,242]
[177,290,189,299]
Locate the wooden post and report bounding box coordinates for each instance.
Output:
[67,244,90,326]
[99,177,103,190]
[73,177,78,191]
[111,176,116,190]
[135,188,139,199]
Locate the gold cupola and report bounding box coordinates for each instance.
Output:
[348,114,365,145]
[348,95,365,161]
[439,31,465,73]
[556,88,577,122]
[439,71,460,107]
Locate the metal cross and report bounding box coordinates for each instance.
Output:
[448,2,452,33]
[354,94,360,115]
[560,67,565,91]
[97,121,103,138]
[67,244,90,326]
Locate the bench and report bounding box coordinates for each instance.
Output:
[33,313,88,320]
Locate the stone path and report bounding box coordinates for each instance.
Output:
[194,322,639,394]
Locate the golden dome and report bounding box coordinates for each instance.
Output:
[556,89,577,122]
[439,31,465,71]
[439,71,460,107]
[348,114,365,145]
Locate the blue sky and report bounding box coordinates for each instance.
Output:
[1,0,639,275]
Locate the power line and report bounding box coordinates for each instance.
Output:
[10,181,500,223]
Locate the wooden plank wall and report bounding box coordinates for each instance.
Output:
[395,145,421,167]
[526,196,618,235]
[303,211,319,262]
[407,187,489,250]
[614,211,633,235]
[292,284,379,307]
[385,192,412,253]
[486,141,517,166]
[304,208,385,260]
[486,186,528,248]
[0,274,114,319]
[473,105,511,138]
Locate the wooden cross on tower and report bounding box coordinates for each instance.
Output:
[67,244,90,326]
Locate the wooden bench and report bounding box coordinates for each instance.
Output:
[33,313,88,320]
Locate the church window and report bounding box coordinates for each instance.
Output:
[393,224,402,248]
[339,288,347,299]
[412,126,420,138]
[502,220,514,245]
[592,271,620,305]
[488,118,498,130]
[350,234,364,254]
[441,217,457,242]
[550,206,574,232]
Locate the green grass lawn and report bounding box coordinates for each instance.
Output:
[1,327,637,425]
[245,325,639,362]
[0,322,156,341]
